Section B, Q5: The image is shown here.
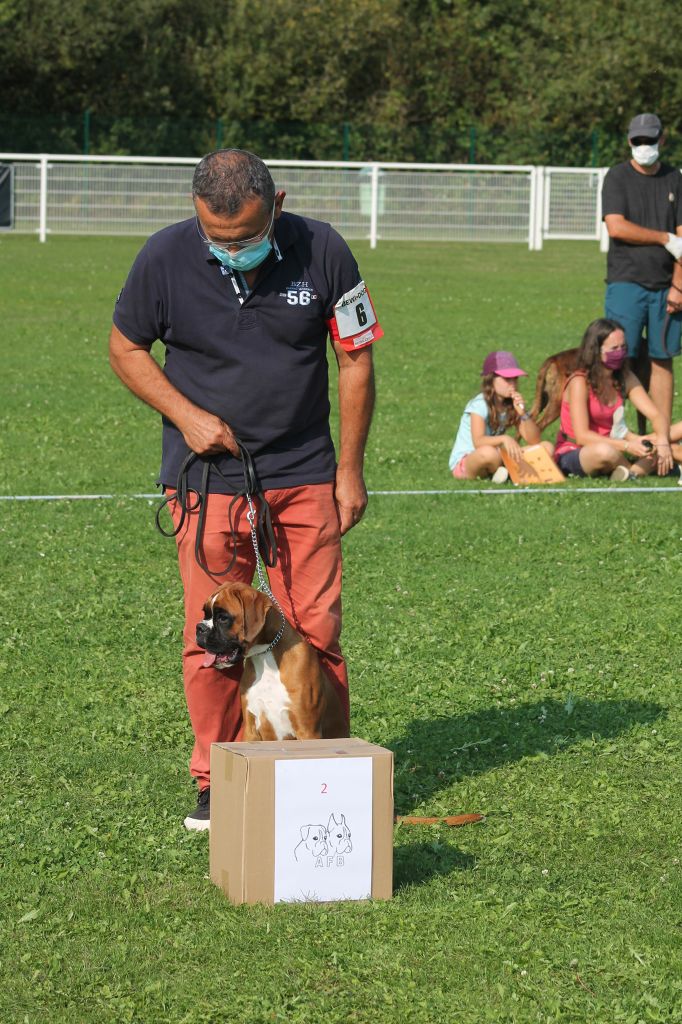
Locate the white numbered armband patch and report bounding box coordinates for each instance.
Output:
[333,281,377,340]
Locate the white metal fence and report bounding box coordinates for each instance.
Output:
[0,153,614,250]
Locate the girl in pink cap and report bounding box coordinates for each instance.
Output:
[449,351,552,482]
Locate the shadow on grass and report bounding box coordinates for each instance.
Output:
[388,698,665,813]
[393,840,475,890]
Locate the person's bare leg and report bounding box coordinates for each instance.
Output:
[649,358,674,422]
[464,445,502,479]
[630,454,656,477]
[578,441,627,476]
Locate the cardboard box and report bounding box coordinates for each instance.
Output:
[500,443,566,484]
[210,738,394,905]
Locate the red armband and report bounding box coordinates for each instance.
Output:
[326,281,383,351]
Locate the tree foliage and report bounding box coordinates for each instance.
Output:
[1,0,682,163]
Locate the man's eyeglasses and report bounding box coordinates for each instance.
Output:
[196,202,275,253]
[630,136,660,146]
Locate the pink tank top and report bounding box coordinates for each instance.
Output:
[555,372,623,457]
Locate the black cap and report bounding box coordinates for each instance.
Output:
[627,113,662,140]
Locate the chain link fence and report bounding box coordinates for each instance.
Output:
[1,155,639,252]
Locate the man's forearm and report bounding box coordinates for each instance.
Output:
[109,325,198,426]
[336,350,375,470]
[108,324,239,456]
[604,214,668,246]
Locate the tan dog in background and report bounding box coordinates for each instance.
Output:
[530,344,651,432]
[529,348,580,430]
[196,581,348,741]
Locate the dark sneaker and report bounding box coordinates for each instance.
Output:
[184,787,210,831]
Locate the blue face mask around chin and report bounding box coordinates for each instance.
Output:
[209,235,273,272]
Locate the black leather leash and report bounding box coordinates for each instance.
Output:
[154,439,278,576]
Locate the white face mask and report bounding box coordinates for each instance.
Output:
[631,143,659,167]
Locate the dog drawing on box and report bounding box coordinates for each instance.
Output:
[530,343,651,432]
[326,813,352,855]
[294,825,328,862]
[195,581,349,741]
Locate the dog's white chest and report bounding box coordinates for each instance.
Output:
[245,651,294,740]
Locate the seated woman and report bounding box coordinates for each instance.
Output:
[449,350,553,483]
[554,318,673,480]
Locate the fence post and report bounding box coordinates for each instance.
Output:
[536,167,545,250]
[528,166,544,251]
[369,163,379,249]
[342,123,350,161]
[469,126,476,163]
[39,155,48,243]
[597,167,609,252]
[542,167,551,240]
[83,110,91,156]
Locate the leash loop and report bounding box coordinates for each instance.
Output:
[154,438,278,578]
[155,438,286,652]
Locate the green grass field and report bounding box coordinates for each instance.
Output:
[1,235,681,1024]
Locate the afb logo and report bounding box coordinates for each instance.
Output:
[280,280,318,306]
[292,812,353,869]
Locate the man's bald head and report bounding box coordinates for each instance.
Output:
[192,149,275,216]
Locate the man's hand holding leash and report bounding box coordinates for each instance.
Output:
[667,281,682,315]
[176,408,240,458]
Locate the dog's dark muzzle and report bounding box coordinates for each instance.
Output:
[196,621,211,643]
[195,623,244,666]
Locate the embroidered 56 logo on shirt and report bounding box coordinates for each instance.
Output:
[284,281,316,305]
[327,281,383,351]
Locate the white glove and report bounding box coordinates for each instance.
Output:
[664,233,682,261]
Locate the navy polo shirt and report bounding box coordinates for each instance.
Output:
[113,212,381,493]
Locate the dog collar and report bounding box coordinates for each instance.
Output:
[245,612,286,659]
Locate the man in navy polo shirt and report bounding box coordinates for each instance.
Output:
[109,149,383,830]
[602,112,682,422]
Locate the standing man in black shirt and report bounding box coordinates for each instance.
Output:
[602,112,682,421]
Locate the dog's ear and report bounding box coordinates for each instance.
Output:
[327,813,339,831]
[238,587,272,643]
[300,826,310,840]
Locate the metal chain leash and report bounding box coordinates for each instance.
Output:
[246,494,286,652]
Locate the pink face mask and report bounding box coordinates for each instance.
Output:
[603,348,627,370]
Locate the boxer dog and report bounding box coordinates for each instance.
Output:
[531,343,651,432]
[294,825,328,862]
[195,581,349,741]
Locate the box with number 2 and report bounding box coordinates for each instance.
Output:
[210,738,394,904]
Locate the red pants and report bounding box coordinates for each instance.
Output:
[170,482,348,790]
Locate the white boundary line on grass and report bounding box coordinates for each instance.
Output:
[1,486,681,501]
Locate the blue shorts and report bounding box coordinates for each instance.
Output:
[605,282,682,360]
[557,449,586,477]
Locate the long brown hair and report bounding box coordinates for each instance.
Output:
[576,318,627,399]
[481,373,520,434]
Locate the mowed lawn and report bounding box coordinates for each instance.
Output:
[1,234,681,1023]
